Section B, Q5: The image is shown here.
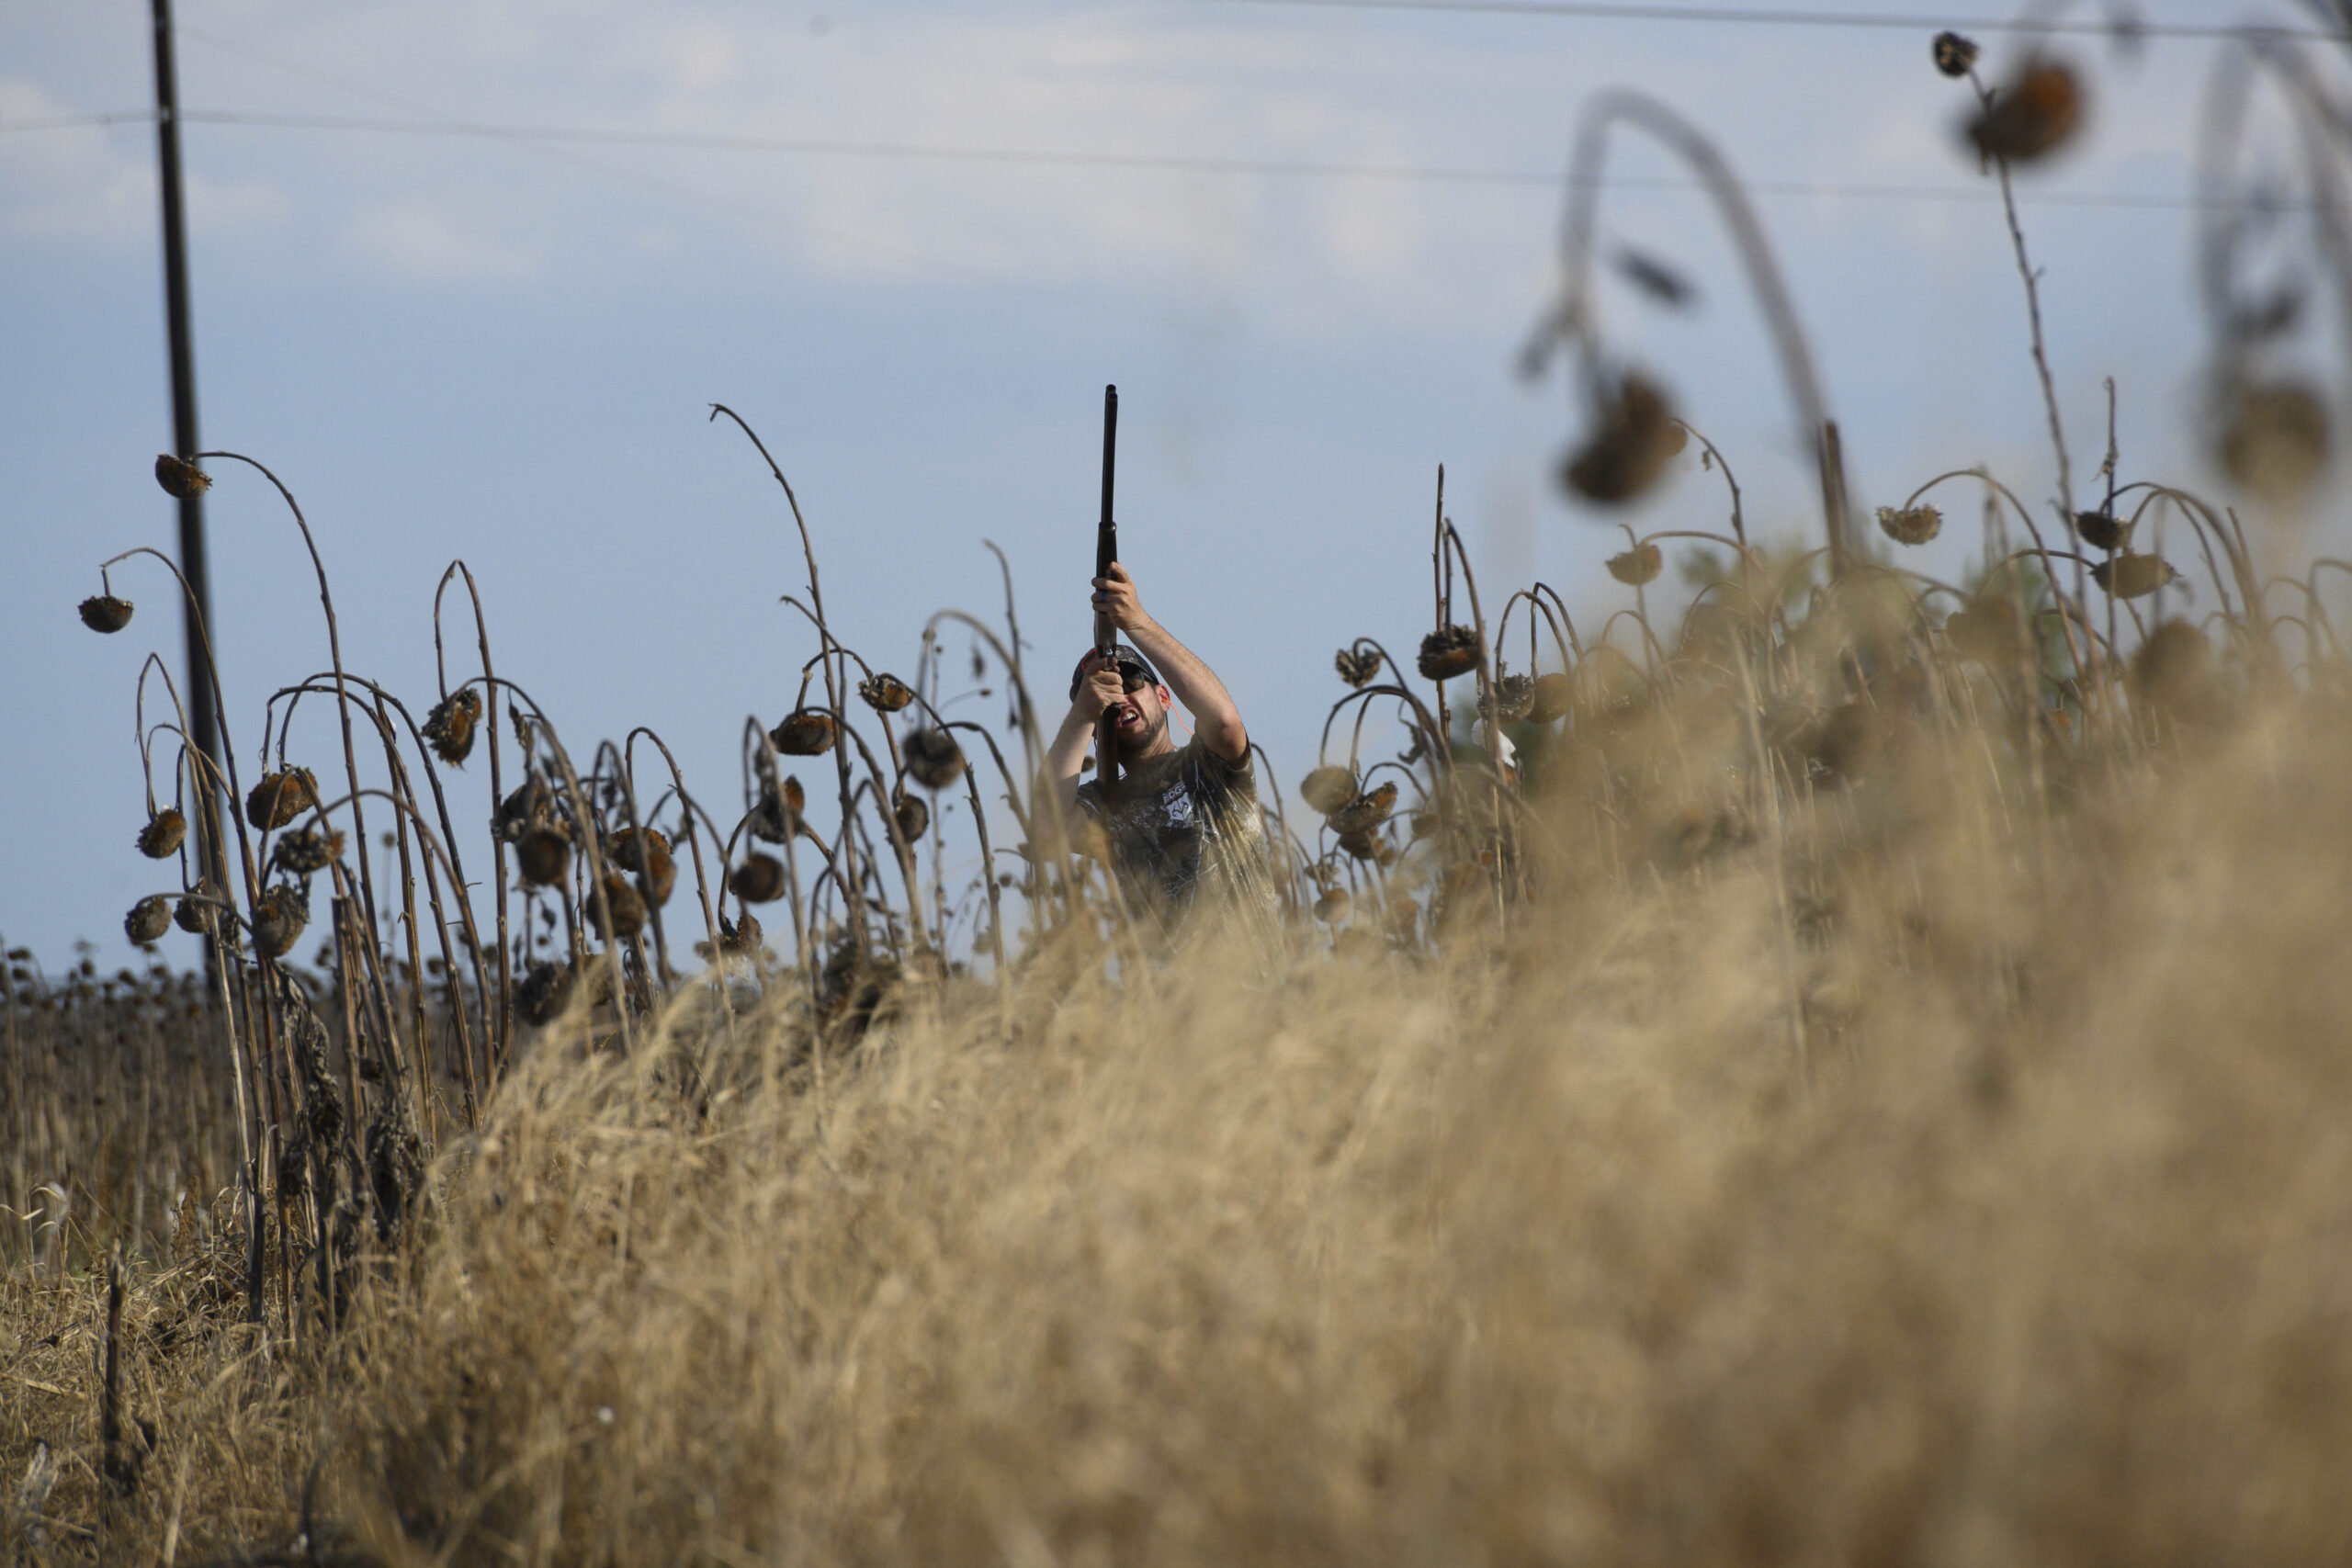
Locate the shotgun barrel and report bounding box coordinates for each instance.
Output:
[1094,385,1122,805]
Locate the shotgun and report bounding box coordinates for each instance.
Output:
[1094,384,1122,807]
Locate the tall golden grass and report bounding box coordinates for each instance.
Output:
[343,693,2352,1568]
[12,677,2352,1564]
[14,31,2352,1564]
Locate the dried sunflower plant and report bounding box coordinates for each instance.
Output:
[8,24,2352,1567]
[22,408,1063,1309]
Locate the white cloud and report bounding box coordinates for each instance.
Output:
[104,4,1555,324]
[344,195,537,280]
[0,1,2253,346]
[1,77,285,241]
[1317,176,1421,286]
[662,21,741,95]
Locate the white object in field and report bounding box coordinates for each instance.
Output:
[1477,722,1520,773]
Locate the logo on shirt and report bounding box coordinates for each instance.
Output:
[1161,783,1194,828]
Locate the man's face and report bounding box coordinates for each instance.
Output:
[1107,662,1172,756]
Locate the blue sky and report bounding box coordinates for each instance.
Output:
[5,0,2344,969]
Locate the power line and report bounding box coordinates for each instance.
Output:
[5,104,2335,214]
[0,111,156,133]
[172,108,1674,186]
[159,21,1100,290]
[1181,0,2351,43]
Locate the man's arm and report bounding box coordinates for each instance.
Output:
[1043,660,1125,817]
[1093,562,1249,763]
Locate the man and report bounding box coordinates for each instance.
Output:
[1044,561,1277,928]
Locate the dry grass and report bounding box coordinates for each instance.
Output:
[344,697,2352,1567]
[11,675,2352,1565]
[16,34,2352,1562]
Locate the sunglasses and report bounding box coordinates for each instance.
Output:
[1073,657,1159,701]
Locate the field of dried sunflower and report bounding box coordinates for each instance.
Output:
[11,28,2352,1568]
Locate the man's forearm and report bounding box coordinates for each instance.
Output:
[1041,705,1095,815]
[1125,615,1247,761]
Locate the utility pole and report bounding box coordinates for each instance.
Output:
[153,0,249,1314]
[150,0,226,894]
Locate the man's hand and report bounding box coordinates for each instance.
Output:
[1071,654,1126,722]
[1091,562,1148,634]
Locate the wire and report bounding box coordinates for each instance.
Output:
[1178,0,2350,43]
[0,111,156,133]
[7,105,2336,214]
[164,22,1041,292]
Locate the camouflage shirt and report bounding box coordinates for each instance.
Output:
[1075,737,1279,931]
